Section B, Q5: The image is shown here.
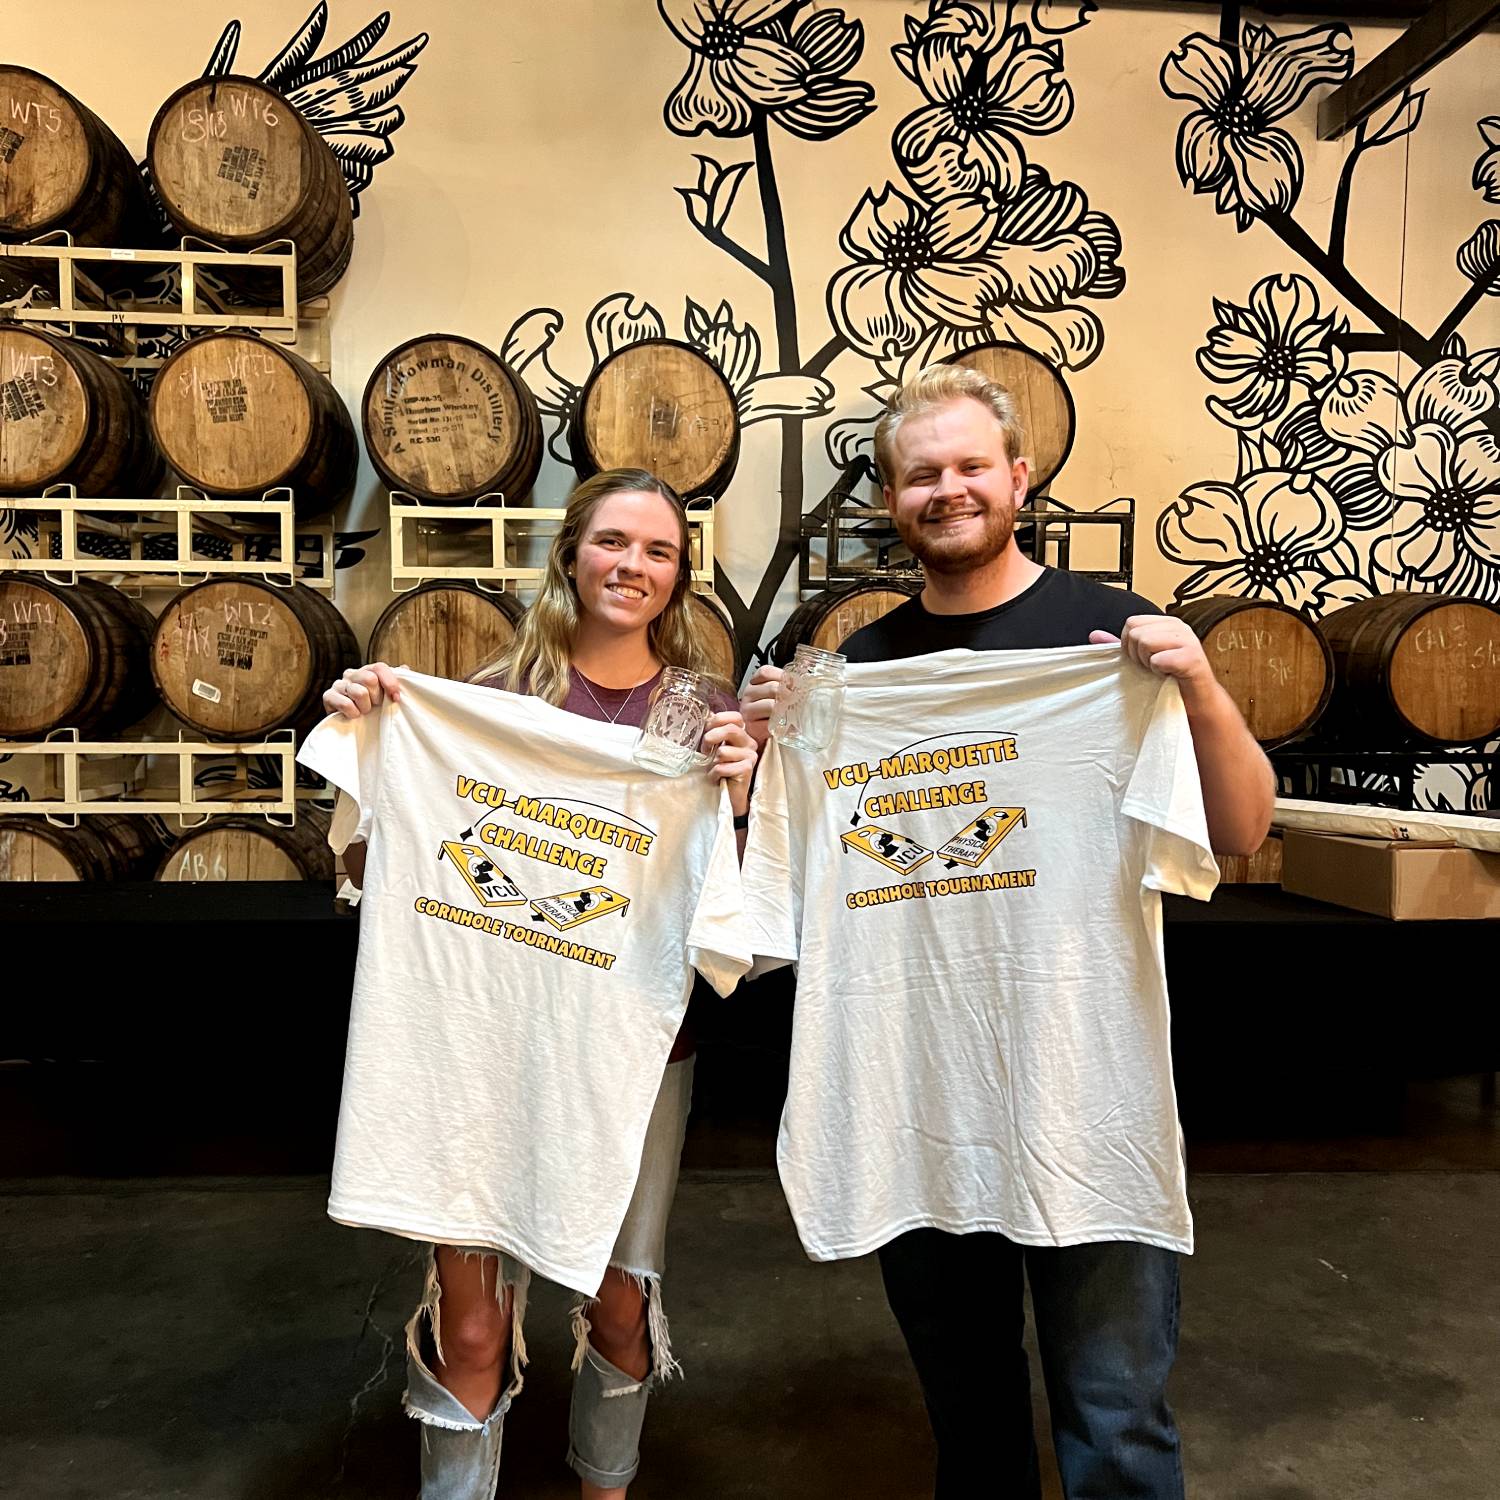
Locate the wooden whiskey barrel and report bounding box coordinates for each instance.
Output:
[369,583,527,682]
[686,589,739,684]
[0,575,156,736]
[1170,597,1334,747]
[0,327,164,500]
[149,331,356,518]
[947,342,1075,491]
[147,75,353,299]
[150,579,359,739]
[1319,592,1500,746]
[569,340,740,500]
[1216,832,1284,885]
[157,810,332,882]
[362,335,543,502]
[0,812,163,881]
[771,581,920,666]
[0,66,164,254]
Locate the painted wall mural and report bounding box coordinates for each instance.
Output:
[1153,4,1499,811]
[1156,7,1500,615]
[201,2,428,214]
[503,0,1123,660]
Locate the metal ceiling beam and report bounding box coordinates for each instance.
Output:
[1318,0,1500,139]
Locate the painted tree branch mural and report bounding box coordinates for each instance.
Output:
[505,0,1122,663]
[1158,3,1500,811]
[1157,7,1500,617]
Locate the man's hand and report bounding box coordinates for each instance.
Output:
[1094,616,1273,855]
[740,664,784,751]
[1091,617,1214,701]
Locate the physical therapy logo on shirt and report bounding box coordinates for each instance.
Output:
[415,774,657,970]
[821,733,1034,909]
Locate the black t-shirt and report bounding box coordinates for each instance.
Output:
[841,568,1158,663]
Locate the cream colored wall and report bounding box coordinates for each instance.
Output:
[4,0,1498,660]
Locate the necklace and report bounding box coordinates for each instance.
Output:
[576,668,655,725]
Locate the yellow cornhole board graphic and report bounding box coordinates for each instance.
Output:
[440,841,527,907]
[937,807,1028,869]
[530,885,631,931]
[841,824,933,874]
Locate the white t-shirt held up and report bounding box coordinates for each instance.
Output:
[298,669,753,1294]
[742,646,1218,1262]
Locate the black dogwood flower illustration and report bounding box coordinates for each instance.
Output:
[1197,273,1340,428]
[659,0,873,140]
[1315,361,1409,527]
[827,184,1002,357]
[979,165,1123,369]
[684,298,835,423]
[503,292,831,464]
[1161,23,1352,230]
[503,294,668,464]
[1474,118,1500,204]
[1370,361,1500,592]
[891,4,1072,201]
[827,165,1120,368]
[1373,425,1500,591]
[1158,468,1347,607]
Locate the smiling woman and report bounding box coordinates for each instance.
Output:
[319,467,758,1498]
[468,468,733,706]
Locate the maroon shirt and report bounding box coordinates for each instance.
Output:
[560,668,737,727]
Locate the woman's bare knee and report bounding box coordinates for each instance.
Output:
[433,1249,512,1372]
[587,1269,649,1378]
[439,1301,509,1373]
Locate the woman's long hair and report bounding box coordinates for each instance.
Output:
[470,468,729,705]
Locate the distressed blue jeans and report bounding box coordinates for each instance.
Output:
[877,1230,1186,1499]
[405,1058,694,1497]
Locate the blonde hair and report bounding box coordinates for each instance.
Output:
[470,468,729,705]
[872,364,1027,485]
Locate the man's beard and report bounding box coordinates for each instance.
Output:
[895,502,1015,575]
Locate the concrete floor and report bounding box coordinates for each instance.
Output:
[4,1170,1497,1500]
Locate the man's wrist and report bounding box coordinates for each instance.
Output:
[1176,666,1223,715]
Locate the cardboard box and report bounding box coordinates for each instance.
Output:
[1281,830,1500,920]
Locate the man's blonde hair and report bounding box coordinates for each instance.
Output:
[872,364,1027,485]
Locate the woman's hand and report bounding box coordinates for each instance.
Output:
[323,662,402,720]
[703,709,757,814]
[740,664,783,751]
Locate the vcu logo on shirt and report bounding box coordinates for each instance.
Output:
[841,824,933,873]
[440,841,527,907]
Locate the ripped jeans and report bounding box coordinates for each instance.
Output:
[404,1058,694,1496]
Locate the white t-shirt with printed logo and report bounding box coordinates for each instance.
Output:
[298,669,752,1294]
[742,646,1218,1262]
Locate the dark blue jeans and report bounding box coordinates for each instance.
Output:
[877,1229,1185,1499]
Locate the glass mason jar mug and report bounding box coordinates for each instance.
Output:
[770,644,846,753]
[631,667,713,777]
